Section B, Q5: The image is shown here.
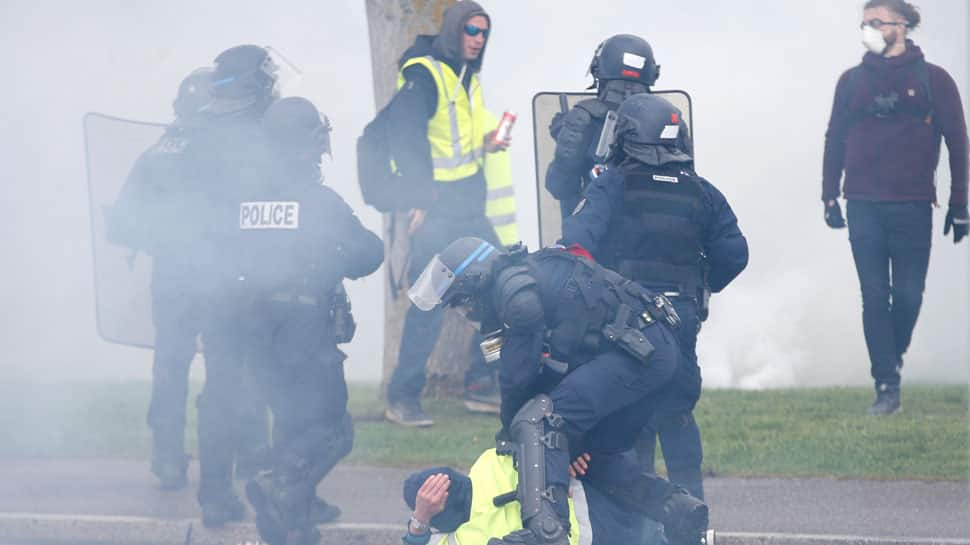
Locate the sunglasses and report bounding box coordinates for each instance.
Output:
[464,24,490,39]
[860,18,907,30]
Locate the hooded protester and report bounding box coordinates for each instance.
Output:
[821,0,969,415]
[383,1,517,427]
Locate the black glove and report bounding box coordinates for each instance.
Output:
[943,205,969,244]
[824,200,846,229]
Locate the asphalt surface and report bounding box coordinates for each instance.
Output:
[0,459,968,541]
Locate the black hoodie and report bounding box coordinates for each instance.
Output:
[385,1,492,215]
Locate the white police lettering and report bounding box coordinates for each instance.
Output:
[622,52,646,69]
[651,175,679,184]
[659,124,679,139]
[239,201,300,229]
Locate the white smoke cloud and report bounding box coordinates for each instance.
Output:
[1,0,967,389]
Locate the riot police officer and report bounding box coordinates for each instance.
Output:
[105,67,213,491]
[561,93,749,500]
[409,238,709,545]
[182,44,283,526]
[545,34,660,218]
[238,97,384,545]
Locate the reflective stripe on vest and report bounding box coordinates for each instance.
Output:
[397,56,486,182]
[482,125,518,245]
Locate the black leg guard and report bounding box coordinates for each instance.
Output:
[508,395,570,545]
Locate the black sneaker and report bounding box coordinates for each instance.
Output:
[463,377,501,415]
[151,454,189,491]
[868,385,901,416]
[200,489,246,528]
[384,399,434,427]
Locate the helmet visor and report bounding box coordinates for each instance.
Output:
[408,255,456,311]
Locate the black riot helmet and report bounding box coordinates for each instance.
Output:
[263,97,332,161]
[208,45,280,117]
[589,34,660,89]
[409,237,505,311]
[172,67,213,125]
[613,93,692,167]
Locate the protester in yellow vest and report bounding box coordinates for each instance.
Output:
[401,449,581,545]
[384,0,517,427]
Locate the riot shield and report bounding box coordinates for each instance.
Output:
[83,112,167,348]
[532,90,693,247]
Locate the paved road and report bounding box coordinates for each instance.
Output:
[1,459,968,541]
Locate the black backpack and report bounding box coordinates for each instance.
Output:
[356,103,402,213]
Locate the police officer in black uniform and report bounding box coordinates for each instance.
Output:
[237,97,384,545]
[182,44,282,526]
[105,67,213,491]
[545,34,661,219]
[409,238,709,545]
[562,93,749,501]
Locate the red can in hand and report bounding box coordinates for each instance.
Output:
[493,110,516,145]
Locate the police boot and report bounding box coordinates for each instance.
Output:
[150,426,189,491]
[308,496,341,525]
[199,487,246,528]
[246,466,316,545]
[508,395,571,545]
[604,472,708,545]
[659,487,709,545]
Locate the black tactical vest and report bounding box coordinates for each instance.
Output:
[604,165,708,293]
[525,249,673,366]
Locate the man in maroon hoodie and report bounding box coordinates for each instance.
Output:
[822,0,968,415]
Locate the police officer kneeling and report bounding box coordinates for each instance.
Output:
[233,97,384,545]
[409,239,709,545]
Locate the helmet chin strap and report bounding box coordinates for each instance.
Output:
[598,80,649,109]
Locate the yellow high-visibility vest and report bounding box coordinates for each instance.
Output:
[397,57,518,246]
[433,449,579,545]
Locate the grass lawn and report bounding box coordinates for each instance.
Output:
[1,381,966,480]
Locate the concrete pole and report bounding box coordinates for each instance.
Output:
[364,0,474,399]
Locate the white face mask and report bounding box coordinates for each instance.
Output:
[862,25,887,55]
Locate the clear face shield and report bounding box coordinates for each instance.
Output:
[408,255,456,311]
[263,46,303,98]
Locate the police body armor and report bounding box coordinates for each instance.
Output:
[549,98,610,190]
[604,165,708,298]
[235,185,344,338]
[501,249,679,368]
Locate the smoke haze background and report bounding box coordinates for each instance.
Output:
[1,0,967,388]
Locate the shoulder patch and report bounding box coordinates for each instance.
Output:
[651,174,679,184]
[239,201,300,229]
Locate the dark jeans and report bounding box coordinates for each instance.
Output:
[847,200,932,388]
[636,297,705,499]
[386,212,499,404]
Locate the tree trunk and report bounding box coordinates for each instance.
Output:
[364,0,472,400]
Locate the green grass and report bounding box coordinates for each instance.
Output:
[1,381,966,480]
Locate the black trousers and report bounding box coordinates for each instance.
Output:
[246,299,353,528]
[636,297,705,499]
[847,200,932,388]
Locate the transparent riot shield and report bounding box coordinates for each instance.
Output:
[83,112,167,348]
[532,90,693,247]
